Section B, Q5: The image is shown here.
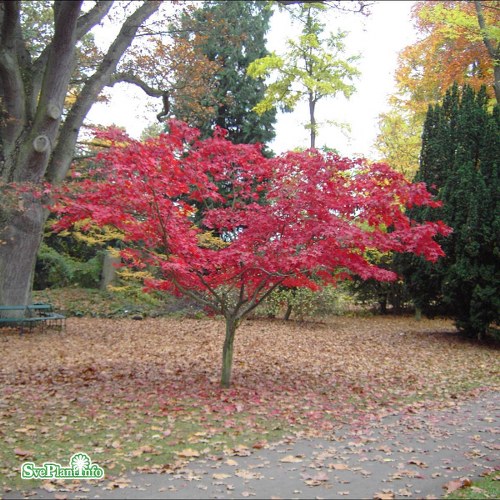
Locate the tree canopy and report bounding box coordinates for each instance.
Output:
[168,0,277,145]
[248,3,359,148]
[374,0,499,178]
[54,120,450,385]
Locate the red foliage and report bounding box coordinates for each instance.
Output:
[53,120,451,311]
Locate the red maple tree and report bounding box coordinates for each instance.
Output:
[54,120,450,387]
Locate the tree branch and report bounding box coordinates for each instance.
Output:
[474,0,500,103]
[0,0,19,47]
[278,0,373,16]
[108,72,164,97]
[170,275,223,315]
[76,1,113,40]
[239,277,286,318]
[474,0,499,59]
[0,1,26,176]
[47,1,161,183]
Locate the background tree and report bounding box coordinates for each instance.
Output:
[374,1,499,179]
[248,2,359,148]
[113,3,222,129]
[54,120,450,387]
[400,84,499,339]
[373,108,421,180]
[395,1,498,115]
[167,0,277,146]
[0,0,172,307]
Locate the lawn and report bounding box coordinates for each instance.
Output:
[1,315,498,492]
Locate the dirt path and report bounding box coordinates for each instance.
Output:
[6,390,498,500]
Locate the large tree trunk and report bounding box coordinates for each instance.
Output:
[0,193,45,306]
[0,1,82,306]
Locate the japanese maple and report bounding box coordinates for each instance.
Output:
[54,120,450,387]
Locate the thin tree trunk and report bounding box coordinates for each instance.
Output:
[474,0,500,103]
[221,315,238,388]
[415,306,422,321]
[283,302,293,320]
[309,93,316,148]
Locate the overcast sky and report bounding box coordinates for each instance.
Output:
[87,1,418,159]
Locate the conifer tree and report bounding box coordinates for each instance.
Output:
[170,1,276,145]
[400,84,499,338]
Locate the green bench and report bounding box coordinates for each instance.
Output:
[0,303,66,334]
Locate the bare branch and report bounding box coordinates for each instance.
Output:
[170,276,223,314]
[240,277,287,318]
[47,1,161,183]
[278,0,373,15]
[194,271,226,309]
[108,72,164,97]
[474,1,499,59]
[76,1,113,40]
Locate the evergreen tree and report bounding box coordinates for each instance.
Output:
[171,1,276,146]
[400,84,499,338]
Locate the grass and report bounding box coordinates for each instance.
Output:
[32,286,203,319]
[2,398,287,491]
[446,472,500,499]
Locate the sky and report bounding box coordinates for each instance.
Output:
[87,1,418,159]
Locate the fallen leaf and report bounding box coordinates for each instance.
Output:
[443,478,472,493]
[236,469,262,479]
[252,440,267,449]
[212,473,231,480]
[177,448,200,458]
[374,491,395,499]
[280,455,303,463]
[408,459,428,468]
[328,463,349,470]
[14,448,33,458]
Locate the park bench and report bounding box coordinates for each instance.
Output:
[0,303,66,334]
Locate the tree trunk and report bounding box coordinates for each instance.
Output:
[0,2,82,307]
[0,1,161,308]
[309,94,316,148]
[474,1,500,103]
[493,64,500,105]
[100,251,121,290]
[283,302,293,321]
[379,296,388,315]
[221,316,238,388]
[0,194,45,306]
[415,306,422,321]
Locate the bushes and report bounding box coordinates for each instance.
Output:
[34,243,102,290]
[257,285,345,321]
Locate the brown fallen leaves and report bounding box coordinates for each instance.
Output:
[1,315,498,490]
[443,477,473,494]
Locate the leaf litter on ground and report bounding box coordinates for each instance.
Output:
[0,315,498,494]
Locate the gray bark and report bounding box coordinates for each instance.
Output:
[0,1,161,306]
[0,193,45,306]
[309,93,316,148]
[474,0,500,103]
[221,316,238,388]
[100,251,120,290]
